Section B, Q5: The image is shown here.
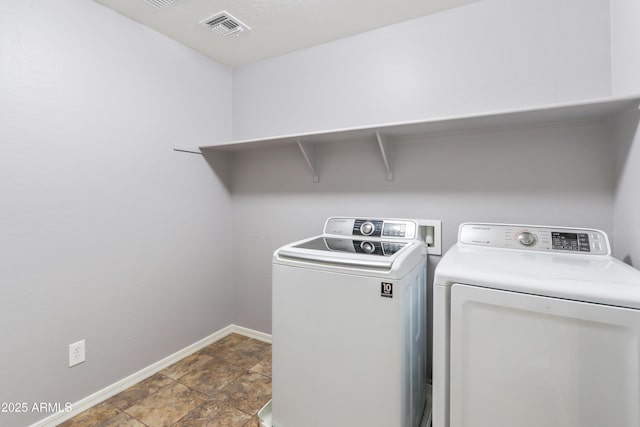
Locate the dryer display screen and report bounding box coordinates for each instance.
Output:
[551,232,590,252]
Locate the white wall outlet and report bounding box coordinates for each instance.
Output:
[68,340,85,367]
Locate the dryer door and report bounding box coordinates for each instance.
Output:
[449,283,640,427]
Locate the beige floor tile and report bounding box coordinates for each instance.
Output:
[200,333,249,358]
[173,400,252,427]
[125,382,205,427]
[106,373,174,410]
[244,415,262,427]
[96,412,147,427]
[177,358,245,397]
[59,402,120,427]
[249,347,271,377]
[161,351,214,380]
[223,339,271,370]
[217,371,272,416]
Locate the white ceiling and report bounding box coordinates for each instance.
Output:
[94,0,481,67]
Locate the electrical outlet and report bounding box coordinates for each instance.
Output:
[68,340,85,367]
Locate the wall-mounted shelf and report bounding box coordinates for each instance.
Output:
[199,94,640,182]
[173,144,202,154]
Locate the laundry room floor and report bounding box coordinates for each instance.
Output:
[59,334,271,427]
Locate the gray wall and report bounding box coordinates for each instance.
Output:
[0,1,233,425]
[611,0,640,96]
[232,0,612,141]
[229,0,615,333]
[613,108,640,267]
[611,0,640,266]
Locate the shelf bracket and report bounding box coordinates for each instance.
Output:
[376,132,393,181]
[297,140,319,183]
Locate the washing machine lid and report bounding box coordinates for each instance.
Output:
[277,236,414,269]
[294,236,407,256]
[435,244,640,310]
[274,217,428,275]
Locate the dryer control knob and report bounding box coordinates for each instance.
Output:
[517,231,537,247]
[360,241,375,254]
[360,222,375,236]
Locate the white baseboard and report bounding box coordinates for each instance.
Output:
[230,324,272,344]
[30,324,271,427]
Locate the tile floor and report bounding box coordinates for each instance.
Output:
[60,334,271,427]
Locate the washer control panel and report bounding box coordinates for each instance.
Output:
[459,223,610,255]
[324,217,418,240]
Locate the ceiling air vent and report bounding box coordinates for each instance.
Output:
[144,0,176,9]
[199,11,251,37]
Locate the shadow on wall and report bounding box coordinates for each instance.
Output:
[613,108,640,183]
[202,148,232,192]
[210,123,615,196]
[613,106,640,267]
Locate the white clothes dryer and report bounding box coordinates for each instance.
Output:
[272,217,429,427]
[433,223,640,427]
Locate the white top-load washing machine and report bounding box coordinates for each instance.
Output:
[433,223,640,427]
[272,217,429,427]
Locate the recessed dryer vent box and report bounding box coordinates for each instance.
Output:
[416,219,442,255]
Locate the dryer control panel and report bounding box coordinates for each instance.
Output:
[459,223,610,255]
[324,217,418,240]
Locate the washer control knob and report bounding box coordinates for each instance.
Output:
[360,222,375,236]
[517,231,537,247]
[360,241,375,254]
